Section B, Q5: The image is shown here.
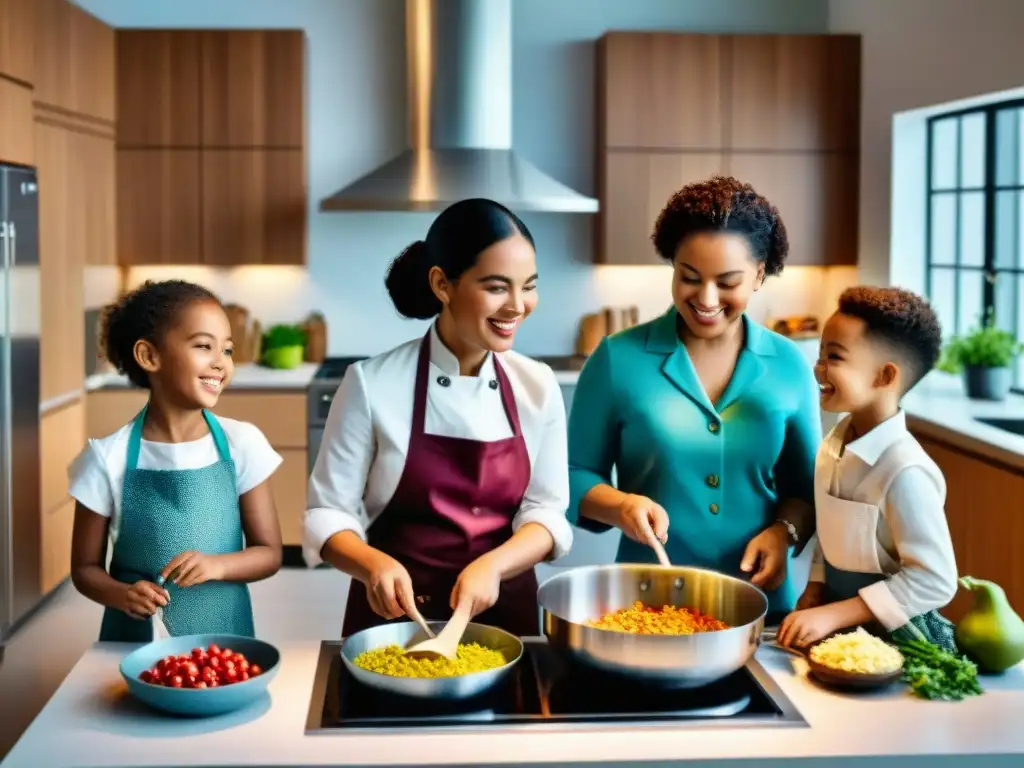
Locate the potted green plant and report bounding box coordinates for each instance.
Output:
[937,309,1023,401]
[261,324,307,370]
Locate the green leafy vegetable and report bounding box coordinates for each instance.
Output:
[892,636,983,701]
[262,324,307,351]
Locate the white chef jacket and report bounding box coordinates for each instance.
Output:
[303,324,573,567]
[809,410,958,630]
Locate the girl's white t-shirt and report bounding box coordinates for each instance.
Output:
[68,417,283,544]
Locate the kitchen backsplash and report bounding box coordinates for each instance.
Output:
[84,263,858,357]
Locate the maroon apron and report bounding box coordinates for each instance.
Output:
[342,333,539,637]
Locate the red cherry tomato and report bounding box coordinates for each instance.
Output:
[238,660,250,674]
[208,643,222,656]
[224,668,239,683]
[140,670,154,684]
[168,675,184,688]
[239,671,250,682]
[194,681,207,689]
[250,664,263,676]
[207,656,222,670]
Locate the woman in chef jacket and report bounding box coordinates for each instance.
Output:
[568,176,821,619]
[303,198,573,637]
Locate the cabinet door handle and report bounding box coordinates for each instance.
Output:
[0,221,9,268]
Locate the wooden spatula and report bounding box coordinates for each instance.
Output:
[404,602,472,661]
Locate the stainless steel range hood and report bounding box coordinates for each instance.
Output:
[319,0,599,214]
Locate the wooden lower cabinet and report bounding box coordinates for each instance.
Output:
[912,429,1024,622]
[272,448,307,547]
[41,497,75,594]
[40,398,86,592]
[86,389,308,545]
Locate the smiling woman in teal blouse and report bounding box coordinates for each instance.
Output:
[568,176,821,617]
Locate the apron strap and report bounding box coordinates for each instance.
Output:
[125,404,149,471]
[203,410,233,464]
[124,404,232,470]
[492,355,523,438]
[860,435,946,509]
[411,332,524,439]
[411,334,432,436]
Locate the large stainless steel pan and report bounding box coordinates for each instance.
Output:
[340,620,523,700]
[538,564,768,689]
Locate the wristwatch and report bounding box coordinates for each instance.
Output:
[776,518,799,547]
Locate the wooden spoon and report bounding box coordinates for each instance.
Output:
[642,524,672,567]
[404,601,473,661]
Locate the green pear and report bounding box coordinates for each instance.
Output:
[955,576,1024,674]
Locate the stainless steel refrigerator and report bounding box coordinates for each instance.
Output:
[0,164,41,644]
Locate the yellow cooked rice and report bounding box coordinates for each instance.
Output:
[352,642,507,678]
[809,627,904,675]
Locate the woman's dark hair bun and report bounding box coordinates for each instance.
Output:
[384,198,535,321]
[385,240,443,319]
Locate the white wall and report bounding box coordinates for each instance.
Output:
[77,0,845,355]
[829,0,1024,292]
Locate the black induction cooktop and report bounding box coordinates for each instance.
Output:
[305,638,806,734]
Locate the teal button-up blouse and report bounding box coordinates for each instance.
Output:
[567,308,821,615]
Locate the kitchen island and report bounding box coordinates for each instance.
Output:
[3,640,1023,768]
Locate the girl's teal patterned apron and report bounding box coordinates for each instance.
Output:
[98,406,255,642]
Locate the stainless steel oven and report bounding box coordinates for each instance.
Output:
[307,357,367,474]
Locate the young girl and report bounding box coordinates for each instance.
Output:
[69,280,284,642]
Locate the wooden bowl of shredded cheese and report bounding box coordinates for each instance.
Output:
[807,628,904,690]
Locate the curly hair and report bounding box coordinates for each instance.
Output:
[652,175,789,275]
[837,285,943,390]
[100,280,221,389]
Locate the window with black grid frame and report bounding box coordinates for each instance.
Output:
[926,99,1024,391]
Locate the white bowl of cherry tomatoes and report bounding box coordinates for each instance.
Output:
[119,634,280,716]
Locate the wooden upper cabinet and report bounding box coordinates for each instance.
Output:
[117,31,202,147]
[115,29,307,265]
[33,0,72,111]
[0,78,33,165]
[201,149,306,265]
[0,0,35,84]
[201,31,305,148]
[727,34,861,152]
[600,33,725,151]
[36,121,87,401]
[68,4,115,123]
[599,151,725,265]
[117,149,202,264]
[34,0,113,121]
[725,152,858,266]
[83,135,117,265]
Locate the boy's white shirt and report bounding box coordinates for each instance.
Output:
[809,410,959,630]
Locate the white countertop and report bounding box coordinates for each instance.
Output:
[84,363,320,392]
[553,370,580,386]
[901,371,1024,470]
[3,640,1023,768]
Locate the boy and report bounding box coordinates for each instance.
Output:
[777,286,959,652]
